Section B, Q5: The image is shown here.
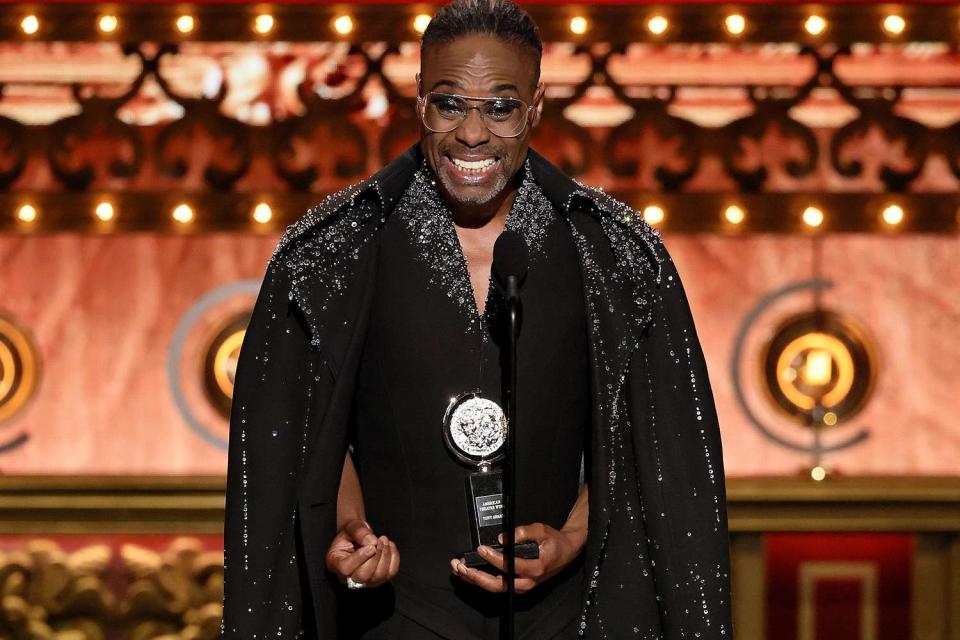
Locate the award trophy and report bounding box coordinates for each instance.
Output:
[442,391,538,569]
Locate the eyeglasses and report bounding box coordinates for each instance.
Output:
[417,91,534,138]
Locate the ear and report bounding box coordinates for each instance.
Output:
[531,81,546,128]
[415,73,423,118]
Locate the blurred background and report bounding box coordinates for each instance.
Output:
[0,1,958,639]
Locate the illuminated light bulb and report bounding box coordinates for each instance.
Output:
[724,14,746,36]
[569,16,588,35]
[98,15,119,34]
[176,15,195,34]
[802,206,824,227]
[333,15,354,35]
[172,203,193,224]
[802,349,832,386]
[253,202,273,224]
[882,14,905,35]
[21,15,40,35]
[881,204,904,226]
[17,204,37,222]
[413,14,432,34]
[95,201,114,222]
[811,466,827,481]
[823,412,838,426]
[724,204,745,225]
[804,15,827,36]
[642,205,665,225]
[254,14,274,34]
[647,15,669,35]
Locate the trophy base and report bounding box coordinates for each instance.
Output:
[463,541,540,571]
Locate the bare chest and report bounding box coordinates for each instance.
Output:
[455,227,498,317]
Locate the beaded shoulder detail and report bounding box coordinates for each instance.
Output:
[269,177,383,350]
[273,177,382,262]
[566,181,664,286]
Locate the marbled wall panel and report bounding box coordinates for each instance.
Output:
[668,234,960,476]
[0,235,275,474]
[0,232,957,476]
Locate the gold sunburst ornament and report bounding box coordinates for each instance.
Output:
[762,310,876,426]
[761,309,877,478]
[201,312,249,419]
[0,314,40,424]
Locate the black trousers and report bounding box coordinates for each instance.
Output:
[341,561,584,640]
[358,609,581,640]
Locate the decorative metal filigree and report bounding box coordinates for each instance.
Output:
[0,540,114,640]
[119,538,223,640]
[0,39,958,232]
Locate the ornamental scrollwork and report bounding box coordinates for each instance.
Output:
[0,41,954,196]
[118,538,223,640]
[0,540,114,640]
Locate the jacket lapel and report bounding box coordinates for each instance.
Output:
[529,148,662,392]
[276,145,419,377]
[529,149,664,605]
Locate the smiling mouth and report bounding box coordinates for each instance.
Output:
[443,155,501,183]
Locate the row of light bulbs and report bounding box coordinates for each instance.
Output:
[17,10,919,38]
[569,13,907,36]
[18,12,433,37]
[14,202,275,225]
[639,203,910,227]
[570,12,911,37]
[10,202,921,228]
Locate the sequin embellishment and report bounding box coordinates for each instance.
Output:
[393,159,555,335]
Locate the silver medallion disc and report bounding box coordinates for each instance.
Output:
[443,392,507,465]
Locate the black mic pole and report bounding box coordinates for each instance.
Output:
[492,229,527,640]
[504,274,519,640]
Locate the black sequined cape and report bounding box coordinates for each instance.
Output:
[221,144,733,639]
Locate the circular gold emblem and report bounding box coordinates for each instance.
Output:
[201,312,249,419]
[0,314,40,424]
[762,310,876,426]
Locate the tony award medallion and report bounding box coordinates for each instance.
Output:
[443,390,540,569]
[443,391,507,551]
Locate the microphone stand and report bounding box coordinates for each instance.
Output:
[503,274,520,640]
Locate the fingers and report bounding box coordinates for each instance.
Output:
[513,577,538,594]
[476,545,545,580]
[351,540,384,584]
[366,537,393,586]
[344,519,379,547]
[449,558,539,594]
[328,542,377,579]
[326,524,401,587]
[451,558,504,592]
[504,523,548,545]
[351,536,401,587]
[387,540,400,578]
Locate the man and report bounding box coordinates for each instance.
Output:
[221,0,732,638]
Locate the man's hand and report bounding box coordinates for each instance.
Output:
[325,518,400,588]
[449,522,585,594]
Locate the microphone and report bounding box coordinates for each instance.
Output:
[492,229,529,301]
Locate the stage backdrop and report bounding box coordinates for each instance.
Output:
[0,231,957,477]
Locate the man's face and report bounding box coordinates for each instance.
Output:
[418,34,544,208]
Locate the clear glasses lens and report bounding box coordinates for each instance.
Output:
[421,92,528,137]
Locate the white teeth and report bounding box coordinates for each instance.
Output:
[451,157,496,171]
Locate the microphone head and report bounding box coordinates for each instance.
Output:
[492,229,529,289]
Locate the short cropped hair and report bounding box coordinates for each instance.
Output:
[421,0,543,64]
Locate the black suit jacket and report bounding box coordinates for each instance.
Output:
[221,144,734,639]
